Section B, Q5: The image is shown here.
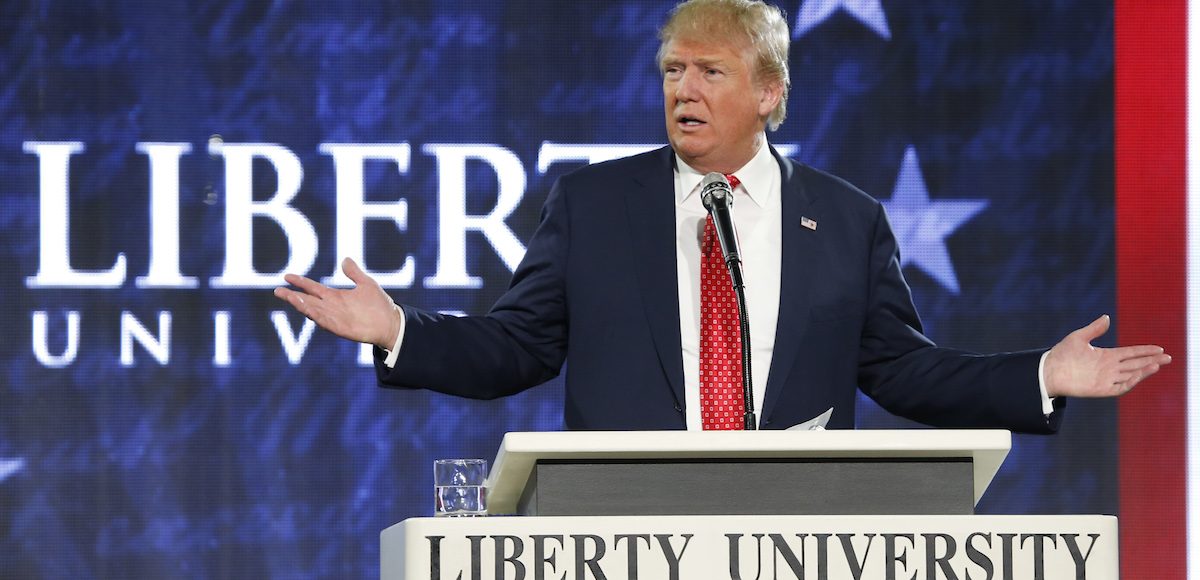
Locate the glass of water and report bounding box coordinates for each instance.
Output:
[434,458,488,517]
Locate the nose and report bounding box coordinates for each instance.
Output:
[674,67,701,102]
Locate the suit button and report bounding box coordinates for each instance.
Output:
[674,404,683,413]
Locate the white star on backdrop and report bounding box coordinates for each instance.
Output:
[0,458,24,483]
[881,146,988,294]
[793,0,892,39]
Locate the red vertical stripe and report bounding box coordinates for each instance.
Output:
[1116,0,1188,577]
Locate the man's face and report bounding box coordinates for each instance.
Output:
[661,35,780,174]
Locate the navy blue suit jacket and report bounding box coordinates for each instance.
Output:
[376,146,1062,433]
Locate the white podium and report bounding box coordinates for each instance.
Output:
[381,431,1119,579]
[487,430,1010,516]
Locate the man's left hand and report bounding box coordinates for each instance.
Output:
[1043,314,1172,398]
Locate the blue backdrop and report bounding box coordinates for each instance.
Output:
[0,1,1116,577]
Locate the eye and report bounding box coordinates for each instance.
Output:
[705,68,724,78]
[663,65,683,78]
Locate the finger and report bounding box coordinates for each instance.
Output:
[279,290,316,316]
[342,257,373,288]
[273,286,308,306]
[282,272,309,287]
[1110,368,1137,386]
[1115,352,1170,372]
[1112,360,1171,390]
[1122,364,1163,392]
[1072,314,1110,343]
[284,274,332,299]
[1110,344,1166,362]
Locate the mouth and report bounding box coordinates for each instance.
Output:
[676,115,707,129]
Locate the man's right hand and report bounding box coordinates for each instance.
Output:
[273,257,402,350]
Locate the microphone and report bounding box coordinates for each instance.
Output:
[699,172,756,430]
[700,173,744,289]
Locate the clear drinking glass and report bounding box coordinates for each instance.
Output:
[434,458,488,516]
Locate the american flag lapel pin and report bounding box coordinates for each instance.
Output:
[801,216,817,231]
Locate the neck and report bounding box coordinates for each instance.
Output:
[679,133,766,175]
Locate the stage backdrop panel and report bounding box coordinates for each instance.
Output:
[0,1,1147,578]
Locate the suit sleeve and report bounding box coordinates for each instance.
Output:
[855,201,1064,434]
[371,179,572,399]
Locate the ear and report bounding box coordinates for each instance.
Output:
[757,78,784,118]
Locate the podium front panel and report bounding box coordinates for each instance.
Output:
[519,458,974,516]
[382,515,1117,580]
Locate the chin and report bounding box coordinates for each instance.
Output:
[670,139,711,160]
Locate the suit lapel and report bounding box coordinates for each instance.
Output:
[617,146,819,419]
[761,150,817,421]
[624,147,686,407]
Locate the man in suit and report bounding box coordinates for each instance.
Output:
[275,0,1170,432]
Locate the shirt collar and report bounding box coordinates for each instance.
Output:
[675,138,776,209]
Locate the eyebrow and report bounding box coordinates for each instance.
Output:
[661,55,730,68]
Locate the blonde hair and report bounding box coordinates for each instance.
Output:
[657,0,791,130]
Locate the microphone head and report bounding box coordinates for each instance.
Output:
[700,172,733,211]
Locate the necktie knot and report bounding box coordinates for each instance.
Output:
[725,174,740,191]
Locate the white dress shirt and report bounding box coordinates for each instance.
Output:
[674,141,781,430]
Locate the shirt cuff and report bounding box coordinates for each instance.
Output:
[381,304,406,368]
[1037,350,1056,416]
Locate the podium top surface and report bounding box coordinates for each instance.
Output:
[486,430,1011,515]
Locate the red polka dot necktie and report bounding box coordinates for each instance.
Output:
[700,174,745,430]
